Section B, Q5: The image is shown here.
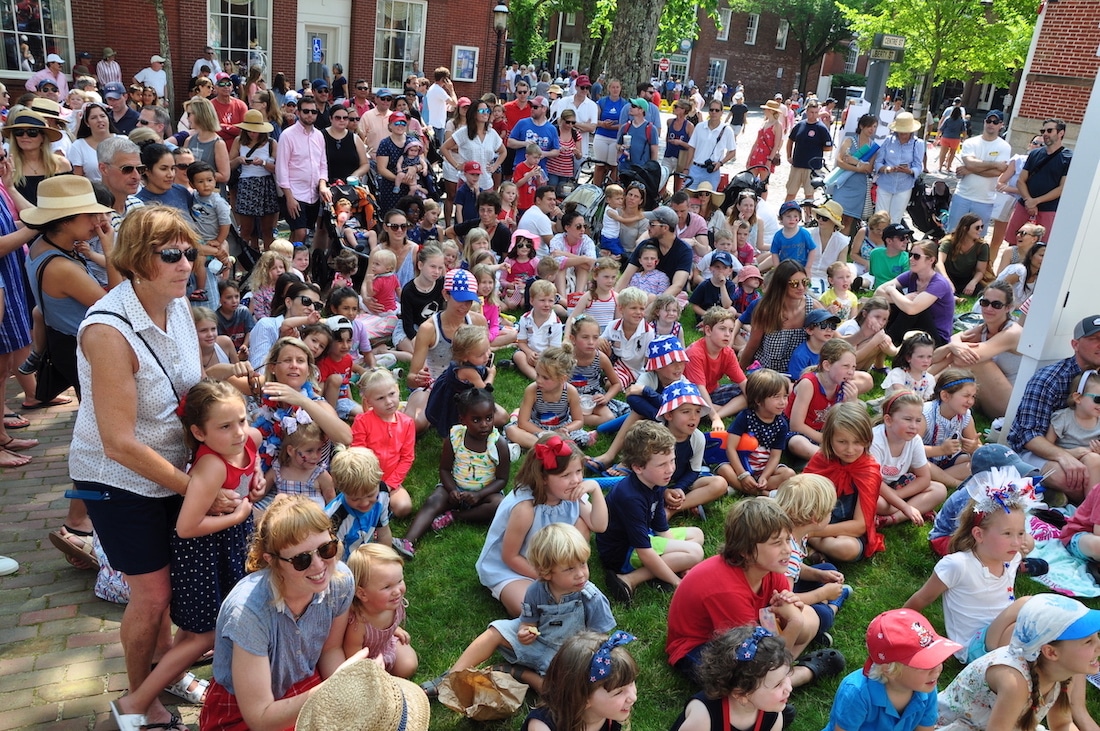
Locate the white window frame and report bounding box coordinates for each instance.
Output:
[373,0,427,91]
[565,12,576,26]
[2,0,73,80]
[209,0,272,77]
[716,8,731,42]
[776,19,789,50]
[844,42,859,75]
[745,13,759,46]
[706,59,726,94]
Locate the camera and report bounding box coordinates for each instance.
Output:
[704,159,718,173]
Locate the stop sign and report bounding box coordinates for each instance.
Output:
[658,57,671,73]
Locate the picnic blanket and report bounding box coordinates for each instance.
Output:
[1027,538,1100,598]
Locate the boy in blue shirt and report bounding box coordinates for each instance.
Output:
[787,308,840,379]
[688,250,738,322]
[765,200,817,272]
[325,447,393,559]
[597,420,705,604]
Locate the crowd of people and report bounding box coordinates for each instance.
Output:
[0,43,1096,731]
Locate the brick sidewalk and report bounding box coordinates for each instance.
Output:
[0,388,203,731]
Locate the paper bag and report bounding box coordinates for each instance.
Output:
[437,667,529,721]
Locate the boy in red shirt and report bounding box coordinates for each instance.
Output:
[512,143,545,216]
[683,306,748,429]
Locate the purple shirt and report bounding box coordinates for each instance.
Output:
[897,270,954,344]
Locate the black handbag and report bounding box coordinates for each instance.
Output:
[32,255,73,402]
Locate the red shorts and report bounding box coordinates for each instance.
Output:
[198,670,321,731]
[930,535,951,557]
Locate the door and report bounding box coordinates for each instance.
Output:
[304,27,338,85]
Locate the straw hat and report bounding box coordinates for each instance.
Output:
[28,97,64,119]
[889,112,921,134]
[761,99,784,114]
[295,657,430,731]
[235,108,274,134]
[1,110,62,142]
[21,176,113,227]
[812,199,844,226]
[686,181,725,208]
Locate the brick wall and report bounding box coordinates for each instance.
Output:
[690,9,817,105]
[1017,0,1100,126]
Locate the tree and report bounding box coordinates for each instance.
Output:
[731,0,854,93]
[599,0,720,92]
[508,0,556,66]
[839,0,1035,110]
[148,0,174,112]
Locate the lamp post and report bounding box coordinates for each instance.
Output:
[491,3,509,97]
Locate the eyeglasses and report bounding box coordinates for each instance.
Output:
[157,247,198,263]
[1041,127,1058,133]
[315,88,330,93]
[787,279,811,288]
[12,129,41,138]
[347,116,360,122]
[516,89,529,94]
[216,81,233,87]
[136,119,151,126]
[708,108,722,113]
[985,118,1001,124]
[296,295,323,310]
[1017,229,1035,236]
[515,242,532,248]
[331,115,348,121]
[276,538,339,571]
[298,108,319,115]
[571,223,585,230]
[647,221,667,228]
[387,222,409,230]
[477,108,491,113]
[811,321,838,330]
[562,120,574,125]
[113,163,147,175]
[356,86,369,91]
[41,86,58,93]
[979,298,1007,310]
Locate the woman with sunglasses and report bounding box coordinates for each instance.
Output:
[69,207,236,731]
[249,89,284,141]
[993,240,1045,307]
[198,495,361,731]
[442,101,505,192]
[67,103,119,184]
[930,280,1022,418]
[876,238,955,347]
[994,221,1045,277]
[181,97,231,184]
[247,280,324,371]
[738,259,822,373]
[375,112,414,215]
[1,110,70,202]
[936,213,988,298]
[662,99,694,194]
[376,209,421,290]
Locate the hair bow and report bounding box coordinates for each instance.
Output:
[736,626,774,661]
[175,391,188,418]
[533,435,571,470]
[589,631,635,682]
[965,465,1045,518]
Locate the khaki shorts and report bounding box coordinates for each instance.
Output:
[785,166,814,198]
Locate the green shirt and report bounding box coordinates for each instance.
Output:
[868,247,910,285]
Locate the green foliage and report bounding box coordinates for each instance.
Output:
[655,0,722,54]
[832,71,867,88]
[838,0,1035,105]
[507,0,556,65]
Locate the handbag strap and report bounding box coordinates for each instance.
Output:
[93,310,181,408]
[33,252,59,332]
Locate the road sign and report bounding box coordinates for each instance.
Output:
[312,38,322,63]
[658,57,671,73]
[879,34,906,49]
[868,48,898,61]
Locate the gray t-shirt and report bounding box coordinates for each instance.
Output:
[1050,407,1100,451]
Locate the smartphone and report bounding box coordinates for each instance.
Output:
[488,352,495,368]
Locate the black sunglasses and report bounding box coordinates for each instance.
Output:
[299,108,319,114]
[348,116,360,122]
[297,295,323,310]
[12,129,41,138]
[115,164,147,175]
[276,538,339,571]
[387,222,409,230]
[174,163,191,170]
[811,321,838,330]
[158,247,198,263]
[356,85,370,90]
[908,251,924,260]
[978,298,1007,310]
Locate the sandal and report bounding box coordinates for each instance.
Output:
[0,435,38,451]
[109,700,145,731]
[48,526,99,570]
[141,714,188,731]
[1021,557,1049,577]
[874,513,900,529]
[420,671,449,699]
[164,670,208,704]
[604,463,630,478]
[603,569,634,606]
[489,662,530,683]
[584,457,607,475]
[188,289,208,302]
[796,648,846,683]
[4,412,29,429]
[431,511,455,532]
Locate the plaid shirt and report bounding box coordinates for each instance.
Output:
[1007,356,1081,453]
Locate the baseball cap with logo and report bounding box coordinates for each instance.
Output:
[1074,315,1100,339]
[864,608,962,674]
[883,223,914,240]
[103,82,126,100]
[711,250,735,269]
[444,269,478,302]
[323,316,353,335]
[462,160,483,175]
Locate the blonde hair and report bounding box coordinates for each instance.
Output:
[826,261,850,279]
[774,474,836,526]
[537,344,576,381]
[264,337,317,384]
[537,256,560,278]
[530,279,557,300]
[369,247,397,273]
[1069,371,1100,408]
[526,523,590,577]
[347,542,404,620]
[617,286,647,309]
[604,184,624,201]
[646,293,680,323]
[185,96,222,133]
[191,305,217,327]
[815,338,856,372]
[713,227,735,245]
[472,263,502,307]
[452,323,490,363]
[497,181,517,202]
[248,251,291,291]
[246,495,334,599]
[588,257,619,293]
[462,227,490,264]
[329,447,383,498]
[820,402,873,461]
[269,238,294,259]
[867,662,904,682]
[440,239,461,261]
[700,306,737,330]
[112,205,201,281]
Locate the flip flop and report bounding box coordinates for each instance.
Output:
[583,457,607,474]
[48,526,99,570]
[0,435,38,451]
[603,569,634,606]
[604,463,630,478]
[140,714,188,731]
[21,397,72,410]
[0,449,31,468]
[108,700,145,731]
[3,412,29,429]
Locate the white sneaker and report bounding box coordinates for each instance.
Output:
[376,353,398,369]
[508,441,521,462]
[0,555,18,576]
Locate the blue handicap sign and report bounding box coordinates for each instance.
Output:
[312,38,322,63]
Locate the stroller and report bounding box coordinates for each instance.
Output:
[620,160,668,210]
[907,174,952,240]
[315,179,381,288]
[718,165,770,215]
[561,183,607,238]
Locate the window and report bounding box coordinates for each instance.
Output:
[844,42,859,75]
[209,0,271,75]
[716,8,731,42]
[776,19,789,50]
[0,0,72,76]
[706,59,726,94]
[745,13,758,45]
[565,12,575,26]
[374,0,426,91]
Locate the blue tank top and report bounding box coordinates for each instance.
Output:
[26,246,96,336]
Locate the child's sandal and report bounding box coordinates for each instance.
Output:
[796,648,846,683]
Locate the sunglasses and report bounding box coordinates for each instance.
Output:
[1017,229,1035,236]
[299,108,319,114]
[811,321,838,330]
[296,295,323,311]
[276,538,339,571]
[41,86,58,92]
[114,164,147,175]
[173,163,191,170]
[356,86,370,90]
[136,119,151,125]
[392,121,407,126]
[477,108,491,113]
[978,298,1007,310]
[157,247,198,263]
[515,242,532,248]
[387,222,409,230]
[1081,393,1100,405]
[908,251,924,260]
[787,278,812,288]
[562,120,574,125]
[708,108,722,113]
[1042,127,1058,133]
[348,116,360,122]
[985,118,1001,124]
[216,81,233,87]
[516,89,530,94]
[331,115,349,121]
[12,129,41,138]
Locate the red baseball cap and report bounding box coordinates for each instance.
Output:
[462,160,483,175]
[864,609,963,674]
[387,112,408,124]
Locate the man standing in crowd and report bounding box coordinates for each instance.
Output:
[947,110,1011,237]
[191,46,222,79]
[211,72,247,144]
[550,74,598,151]
[133,55,167,99]
[351,79,373,119]
[1006,117,1072,239]
[358,88,394,152]
[725,92,749,158]
[310,78,335,129]
[508,95,560,172]
[785,99,832,202]
[276,96,331,244]
[686,99,735,189]
[425,67,457,140]
[138,105,176,148]
[26,53,68,96]
[103,81,139,134]
[97,47,121,88]
[501,78,533,176]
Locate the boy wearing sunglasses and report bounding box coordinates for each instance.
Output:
[867,222,912,288]
[787,309,841,380]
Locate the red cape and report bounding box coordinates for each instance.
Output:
[805,451,885,558]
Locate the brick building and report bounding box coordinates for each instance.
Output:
[3,0,497,113]
[1010,0,1100,148]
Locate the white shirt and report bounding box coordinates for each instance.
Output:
[687,121,734,167]
[192,56,223,78]
[518,206,554,243]
[935,549,1020,661]
[955,135,1012,204]
[134,67,167,97]
[810,229,850,279]
[425,83,450,129]
[517,311,564,353]
[870,424,928,485]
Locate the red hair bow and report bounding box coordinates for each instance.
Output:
[533,435,571,469]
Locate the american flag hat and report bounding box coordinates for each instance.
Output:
[657,380,710,419]
[645,336,690,371]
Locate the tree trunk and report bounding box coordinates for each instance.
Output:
[585,36,605,77]
[577,0,600,75]
[603,0,668,94]
[150,0,174,113]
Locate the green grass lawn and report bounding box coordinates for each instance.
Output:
[390,304,1100,731]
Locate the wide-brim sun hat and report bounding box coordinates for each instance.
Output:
[235,108,273,134]
[2,110,62,142]
[761,99,784,113]
[812,199,844,226]
[295,656,430,731]
[686,181,725,208]
[889,112,921,134]
[21,175,114,226]
[28,97,64,119]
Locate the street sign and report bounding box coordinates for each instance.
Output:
[879,34,906,49]
[658,57,671,73]
[312,38,322,63]
[868,48,898,61]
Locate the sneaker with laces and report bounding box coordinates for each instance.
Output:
[431,511,455,532]
[17,350,41,376]
[375,352,398,368]
[391,537,415,559]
